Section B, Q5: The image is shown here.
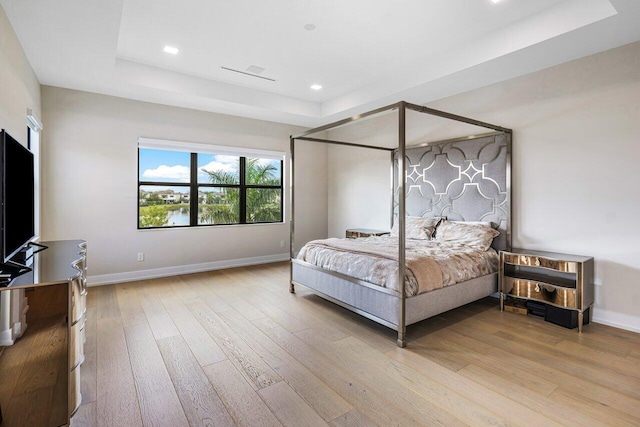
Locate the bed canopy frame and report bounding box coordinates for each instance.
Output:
[289,101,512,347]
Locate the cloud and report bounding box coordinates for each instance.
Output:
[198,156,239,182]
[141,156,278,184]
[142,164,190,182]
[198,160,237,173]
[215,155,239,164]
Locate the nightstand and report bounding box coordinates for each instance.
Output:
[499,248,594,332]
[345,228,390,238]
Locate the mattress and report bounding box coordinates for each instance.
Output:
[296,235,499,297]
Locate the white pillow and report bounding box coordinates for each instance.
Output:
[390,216,444,240]
[435,220,500,250]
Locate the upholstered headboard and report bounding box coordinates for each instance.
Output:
[393,133,511,251]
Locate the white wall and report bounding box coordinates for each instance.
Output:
[328,42,640,332]
[293,139,329,250]
[0,5,41,345]
[41,87,327,283]
[327,145,391,238]
[0,6,40,142]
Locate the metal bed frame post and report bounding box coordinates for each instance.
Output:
[397,102,407,348]
[289,136,295,293]
[505,132,513,252]
[389,151,395,230]
[500,131,513,310]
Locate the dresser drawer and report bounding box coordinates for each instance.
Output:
[69,365,82,417]
[69,321,85,370]
[502,276,577,309]
[71,277,84,324]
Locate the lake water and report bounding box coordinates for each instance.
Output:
[167,208,190,226]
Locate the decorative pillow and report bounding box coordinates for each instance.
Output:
[390,216,444,240]
[435,220,500,250]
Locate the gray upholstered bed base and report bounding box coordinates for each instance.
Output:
[291,259,497,330]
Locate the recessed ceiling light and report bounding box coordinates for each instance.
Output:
[310,84,322,91]
[491,0,502,3]
[164,45,179,55]
[304,24,316,31]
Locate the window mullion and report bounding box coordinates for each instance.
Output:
[239,157,246,224]
[190,152,198,225]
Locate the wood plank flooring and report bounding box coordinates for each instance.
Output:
[69,262,640,426]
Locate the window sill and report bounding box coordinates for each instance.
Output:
[137,221,286,231]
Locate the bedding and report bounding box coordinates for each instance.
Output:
[390,216,444,240]
[435,220,500,251]
[297,235,499,297]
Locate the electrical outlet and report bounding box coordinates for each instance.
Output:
[280,240,286,248]
[137,252,144,262]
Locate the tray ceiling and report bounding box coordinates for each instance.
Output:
[2,0,640,127]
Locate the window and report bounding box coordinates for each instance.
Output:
[138,140,283,229]
[27,111,43,238]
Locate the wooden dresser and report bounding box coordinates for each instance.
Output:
[0,240,87,426]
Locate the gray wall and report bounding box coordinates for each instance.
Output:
[327,42,640,332]
[41,87,328,282]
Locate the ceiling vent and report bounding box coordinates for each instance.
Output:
[246,65,266,74]
[221,66,275,82]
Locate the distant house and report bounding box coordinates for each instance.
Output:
[160,193,188,204]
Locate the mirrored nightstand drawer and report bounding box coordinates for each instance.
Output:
[346,229,390,238]
[502,276,577,309]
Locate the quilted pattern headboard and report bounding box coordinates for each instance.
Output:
[393,133,511,251]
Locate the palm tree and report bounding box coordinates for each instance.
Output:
[200,158,281,224]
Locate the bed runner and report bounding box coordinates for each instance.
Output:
[305,238,443,294]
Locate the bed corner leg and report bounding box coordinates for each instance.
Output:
[289,282,295,293]
[397,327,406,348]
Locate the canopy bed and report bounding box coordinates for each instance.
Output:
[289,101,512,347]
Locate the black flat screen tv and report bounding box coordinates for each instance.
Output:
[1,129,35,265]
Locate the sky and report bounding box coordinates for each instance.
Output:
[139,149,239,183]
[138,149,281,192]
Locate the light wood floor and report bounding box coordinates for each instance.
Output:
[70,262,640,426]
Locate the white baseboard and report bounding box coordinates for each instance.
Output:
[12,321,26,339]
[87,253,290,287]
[0,328,14,346]
[592,308,640,333]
